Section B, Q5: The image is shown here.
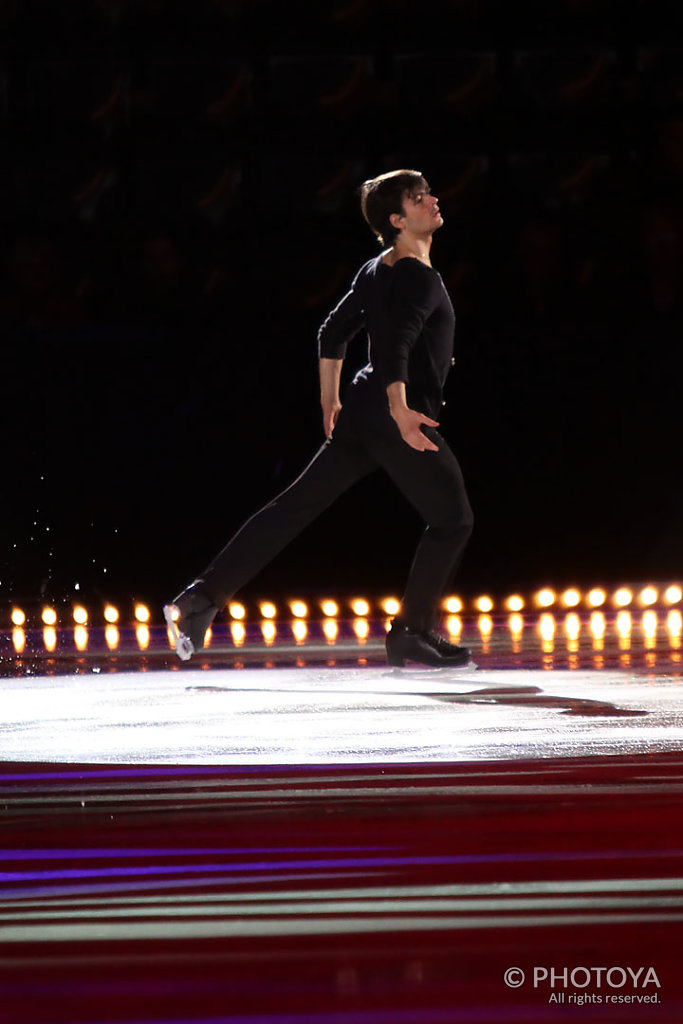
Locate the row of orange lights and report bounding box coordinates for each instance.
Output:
[6,585,682,629]
[11,608,683,656]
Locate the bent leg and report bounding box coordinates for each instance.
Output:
[370,427,474,631]
[196,437,375,607]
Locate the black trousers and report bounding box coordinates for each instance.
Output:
[197,389,473,632]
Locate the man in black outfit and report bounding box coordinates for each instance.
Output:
[164,169,474,667]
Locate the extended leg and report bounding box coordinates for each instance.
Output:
[166,435,375,658]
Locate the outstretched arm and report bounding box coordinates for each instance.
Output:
[386,381,439,452]
[320,357,343,438]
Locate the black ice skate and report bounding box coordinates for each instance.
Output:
[386,620,470,668]
[163,583,218,662]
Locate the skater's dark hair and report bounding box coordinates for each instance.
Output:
[359,169,427,246]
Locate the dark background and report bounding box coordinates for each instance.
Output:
[1,0,682,612]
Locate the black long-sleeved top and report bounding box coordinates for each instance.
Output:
[317,253,456,419]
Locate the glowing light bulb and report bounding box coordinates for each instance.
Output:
[539,614,555,641]
[506,595,524,612]
[443,596,462,613]
[590,611,606,639]
[614,588,632,608]
[616,611,632,637]
[565,613,580,640]
[588,588,606,608]
[290,600,308,619]
[231,621,245,646]
[642,610,657,639]
[260,602,276,620]
[562,589,580,608]
[135,604,150,624]
[73,606,88,625]
[229,602,246,620]
[353,618,369,640]
[639,586,658,607]
[667,610,682,637]
[476,596,493,613]
[292,619,307,642]
[11,608,25,627]
[321,600,338,617]
[74,626,88,651]
[665,585,682,605]
[352,599,370,617]
[323,619,338,642]
[104,605,119,624]
[509,613,523,634]
[537,589,555,608]
[447,615,462,636]
[105,625,119,650]
[382,597,401,615]
[42,607,57,626]
[478,614,493,635]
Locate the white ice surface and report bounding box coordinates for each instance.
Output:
[1,664,682,764]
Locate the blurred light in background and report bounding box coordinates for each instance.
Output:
[614,588,632,607]
[42,607,57,626]
[321,600,338,617]
[11,608,26,627]
[352,599,370,617]
[476,596,493,613]
[506,595,524,612]
[104,605,119,623]
[260,602,276,619]
[562,589,580,607]
[639,586,658,607]
[290,601,307,618]
[537,589,555,608]
[382,597,401,615]
[135,604,150,624]
[588,588,606,607]
[443,596,462,613]
[229,602,246,620]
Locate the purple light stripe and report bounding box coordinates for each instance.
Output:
[3,847,683,885]
[0,846,381,861]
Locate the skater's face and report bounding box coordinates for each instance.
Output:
[391,184,443,237]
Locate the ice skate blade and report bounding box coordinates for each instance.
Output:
[163,604,195,662]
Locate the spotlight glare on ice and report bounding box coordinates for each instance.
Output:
[667,610,682,637]
[509,613,523,634]
[616,610,632,637]
[105,625,119,649]
[323,619,338,642]
[447,615,462,636]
